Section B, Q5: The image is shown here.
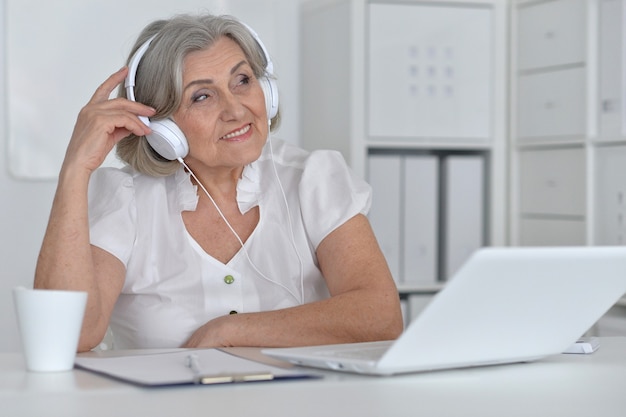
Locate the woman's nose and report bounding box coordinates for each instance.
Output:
[219,92,245,121]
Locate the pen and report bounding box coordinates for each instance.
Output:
[185,353,275,385]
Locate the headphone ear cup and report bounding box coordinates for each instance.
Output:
[259,76,279,120]
[145,119,189,160]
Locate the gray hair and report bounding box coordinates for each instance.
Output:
[115,13,281,176]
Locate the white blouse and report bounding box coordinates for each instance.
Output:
[88,138,371,348]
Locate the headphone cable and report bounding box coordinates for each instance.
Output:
[177,145,304,305]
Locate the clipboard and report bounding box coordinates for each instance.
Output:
[74,348,319,387]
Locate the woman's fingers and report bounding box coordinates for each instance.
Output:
[81,66,156,139]
[63,68,157,172]
[87,98,153,138]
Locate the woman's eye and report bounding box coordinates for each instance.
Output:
[192,93,209,103]
[238,75,251,86]
[191,89,213,103]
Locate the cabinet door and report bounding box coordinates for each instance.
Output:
[517,0,586,70]
[595,145,626,244]
[519,147,586,216]
[517,68,586,138]
[367,2,492,140]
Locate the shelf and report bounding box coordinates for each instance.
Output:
[367,140,492,151]
[515,137,587,149]
[397,283,445,297]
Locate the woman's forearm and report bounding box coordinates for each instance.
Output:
[35,163,93,290]
[34,164,111,350]
[183,286,403,348]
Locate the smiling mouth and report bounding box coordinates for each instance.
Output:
[220,124,251,140]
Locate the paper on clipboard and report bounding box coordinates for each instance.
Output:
[74,348,318,387]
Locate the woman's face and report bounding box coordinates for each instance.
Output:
[172,36,268,173]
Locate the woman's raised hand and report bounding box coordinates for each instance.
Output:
[62,67,156,174]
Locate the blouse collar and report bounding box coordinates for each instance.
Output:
[176,161,262,215]
[236,161,262,214]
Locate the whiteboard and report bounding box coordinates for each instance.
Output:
[4,0,292,179]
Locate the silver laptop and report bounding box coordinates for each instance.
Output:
[263,246,626,375]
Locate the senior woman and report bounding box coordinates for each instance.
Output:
[34,13,403,351]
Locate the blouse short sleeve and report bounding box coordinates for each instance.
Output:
[299,150,372,249]
[88,167,137,266]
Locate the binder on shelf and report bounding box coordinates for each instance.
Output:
[367,154,402,283]
[403,155,439,285]
[443,155,485,280]
[369,152,487,285]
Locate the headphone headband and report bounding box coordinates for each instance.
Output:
[125,35,156,102]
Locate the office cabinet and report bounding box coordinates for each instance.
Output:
[301,0,507,291]
[512,0,626,250]
[510,0,591,245]
[513,0,626,248]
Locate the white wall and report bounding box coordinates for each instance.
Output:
[0,0,57,348]
[0,0,305,351]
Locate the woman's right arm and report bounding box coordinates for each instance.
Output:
[34,67,155,351]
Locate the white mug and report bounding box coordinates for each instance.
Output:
[13,287,87,372]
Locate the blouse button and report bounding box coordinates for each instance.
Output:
[223,275,235,285]
[229,310,238,315]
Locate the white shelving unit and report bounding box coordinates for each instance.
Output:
[300,0,508,323]
[510,0,626,334]
[509,0,593,246]
[510,0,626,250]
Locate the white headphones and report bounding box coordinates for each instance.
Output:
[124,21,279,161]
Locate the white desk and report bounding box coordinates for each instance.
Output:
[3,338,626,417]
